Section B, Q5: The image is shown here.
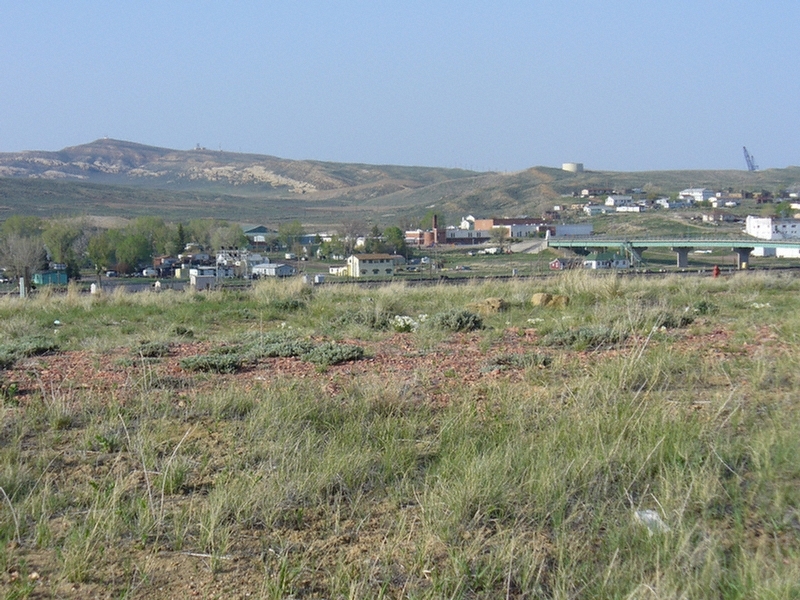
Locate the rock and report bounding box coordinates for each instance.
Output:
[531,293,553,307]
[531,293,570,308]
[550,294,570,308]
[468,297,508,315]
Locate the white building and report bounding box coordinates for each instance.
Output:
[252,263,296,278]
[679,188,715,204]
[605,195,633,207]
[745,215,800,257]
[583,204,614,216]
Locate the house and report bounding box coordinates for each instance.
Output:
[582,252,630,269]
[549,258,581,270]
[583,204,614,216]
[251,263,296,278]
[679,188,715,204]
[605,195,633,207]
[655,198,687,210]
[346,254,395,277]
[702,211,736,223]
[241,224,276,246]
[581,188,614,198]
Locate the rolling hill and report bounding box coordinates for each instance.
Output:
[1,139,799,226]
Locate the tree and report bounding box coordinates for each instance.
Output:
[490,227,509,251]
[419,211,445,230]
[0,234,46,280]
[42,221,82,278]
[339,220,366,255]
[1,215,43,239]
[210,223,248,250]
[382,226,408,256]
[115,233,151,273]
[277,220,306,249]
[87,231,119,275]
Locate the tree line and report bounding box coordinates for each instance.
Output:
[0,216,247,280]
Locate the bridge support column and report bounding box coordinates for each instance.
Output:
[672,247,692,268]
[733,247,753,270]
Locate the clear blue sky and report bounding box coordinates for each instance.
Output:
[1,1,798,172]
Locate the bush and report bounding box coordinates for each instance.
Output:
[333,308,393,331]
[482,352,551,372]
[427,309,483,332]
[180,354,244,374]
[541,326,627,350]
[302,342,364,366]
[0,335,59,368]
[134,341,171,358]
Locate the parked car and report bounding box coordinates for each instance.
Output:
[142,267,157,277]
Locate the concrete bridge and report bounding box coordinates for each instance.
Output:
[546,235,800,269]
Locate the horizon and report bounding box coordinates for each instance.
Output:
[1,3,798,172]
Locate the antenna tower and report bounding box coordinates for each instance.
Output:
[743,146,758,172]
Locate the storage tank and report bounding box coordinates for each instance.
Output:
[562,162,584,173]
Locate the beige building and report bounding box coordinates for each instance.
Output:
[346,254,395,277]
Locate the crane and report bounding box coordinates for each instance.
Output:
[743,146,758,172]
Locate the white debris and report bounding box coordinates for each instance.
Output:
[634,509,670,535]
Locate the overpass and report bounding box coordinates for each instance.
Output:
[546,235,800,269]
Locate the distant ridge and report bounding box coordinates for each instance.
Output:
[0,139,799,224]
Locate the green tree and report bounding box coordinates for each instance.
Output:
[419,211,445,230]
[1,215,43,238]
[87,230,119,275]
[115,233,151,273]
[278,220,306,249]
[382,226,408,256]
[42,221,82,279]
[210,223,248,250]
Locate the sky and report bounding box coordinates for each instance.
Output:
[1,1,798,172]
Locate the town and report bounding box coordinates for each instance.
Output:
[4,179,800,294]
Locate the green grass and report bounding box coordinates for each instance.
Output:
[0,272,799,597]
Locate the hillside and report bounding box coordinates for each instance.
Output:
[1,139,799,226]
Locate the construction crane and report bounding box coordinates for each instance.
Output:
[743,146,758,172]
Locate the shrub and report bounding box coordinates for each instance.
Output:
[427,309,483,332]
[0,335,59,368]
[180,354,244,374]
[302,342,364,366]
[482,352,552,372]
[268,298,306,312]
[541,326,627,349]
[333,308,393,331]
[134,341,171,358]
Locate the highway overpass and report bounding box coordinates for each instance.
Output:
[546,235,800,269]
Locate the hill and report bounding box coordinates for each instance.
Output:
[1,139,799,226]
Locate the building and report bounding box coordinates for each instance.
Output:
[252,263,296,278]
[605,195,633,207]
[745,215,800,257]
[679,188,715,204]
[346,254,395,277]
[583,252,630,269]
[33,271,68,286]
[583,204,614,216]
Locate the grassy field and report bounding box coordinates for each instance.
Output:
[1,273,799,598]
